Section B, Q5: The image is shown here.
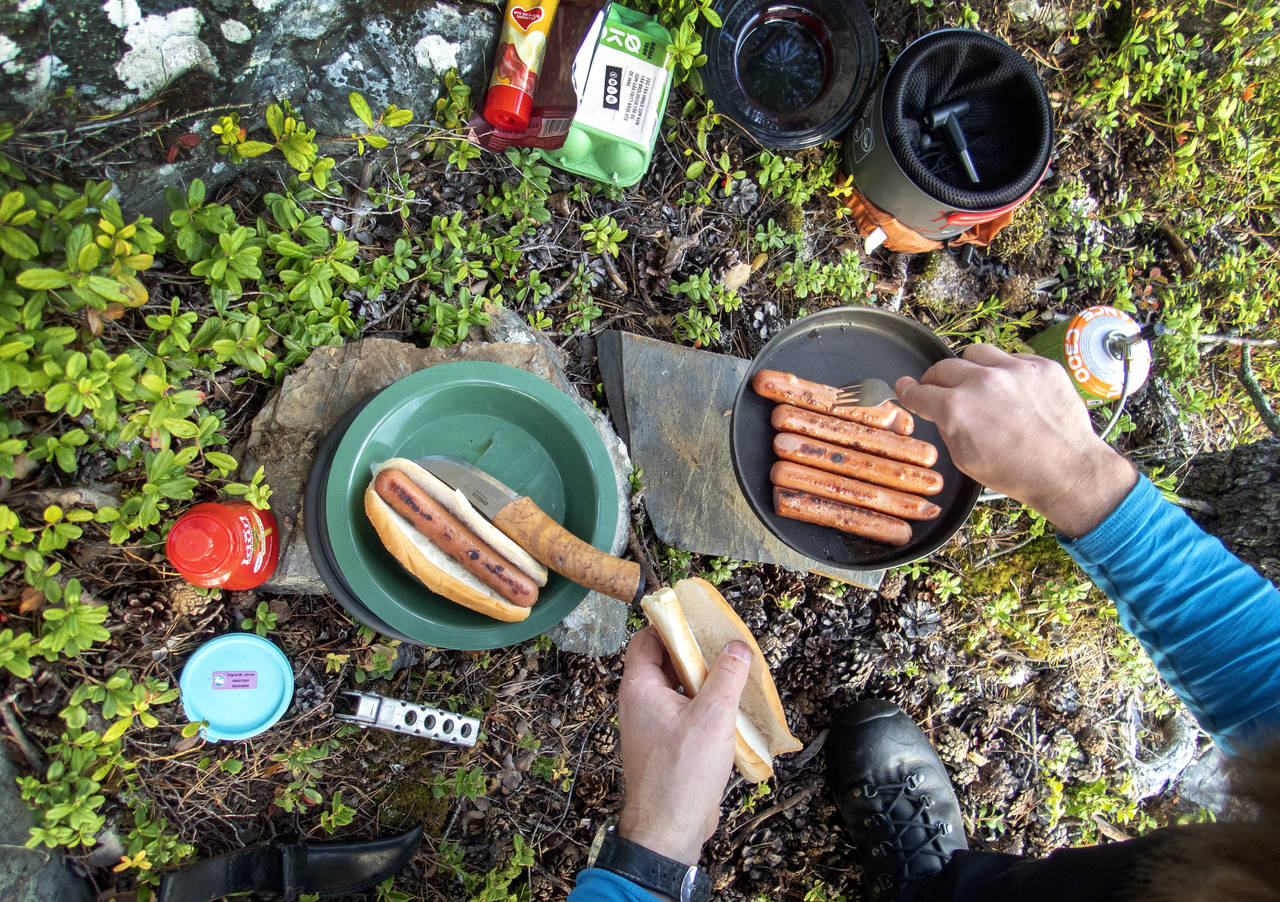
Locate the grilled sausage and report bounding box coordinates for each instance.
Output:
[771,461,942,521]
[752,369,914,435]
[374,468,539,607]
[773,487,912,546]
[772,404,938,467]
[773,432,944,496]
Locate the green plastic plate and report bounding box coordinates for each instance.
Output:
[323,362,620,650]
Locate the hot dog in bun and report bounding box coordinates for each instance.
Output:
[363,458,549,623]
[641,577,802,782]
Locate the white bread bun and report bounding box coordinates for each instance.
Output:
[375,458,547,585]
[641,578,802,782]
[363,459,546,623]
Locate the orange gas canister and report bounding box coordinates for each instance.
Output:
[167,502,279,590]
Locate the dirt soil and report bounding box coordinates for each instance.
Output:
[5,0,1259,899]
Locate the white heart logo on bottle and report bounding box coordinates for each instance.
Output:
[510,5,543,31]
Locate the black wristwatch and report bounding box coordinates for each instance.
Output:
[587,824,712,902]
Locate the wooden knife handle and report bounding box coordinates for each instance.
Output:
[492,497,644,603]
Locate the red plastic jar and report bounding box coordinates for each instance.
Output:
[167,502,279,590]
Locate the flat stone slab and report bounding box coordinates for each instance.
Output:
[598,331,884,589]
[239,308,631,655]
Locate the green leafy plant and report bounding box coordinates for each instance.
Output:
[346,92,415,155]
[580,216,629,256]
[240,600,279,637]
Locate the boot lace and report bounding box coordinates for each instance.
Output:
[853,770,954,890]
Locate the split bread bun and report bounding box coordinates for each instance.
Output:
[641,577,802,782]
[363,458,549,623]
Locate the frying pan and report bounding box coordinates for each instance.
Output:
[730,307,979,568]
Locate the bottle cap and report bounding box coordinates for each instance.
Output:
[484,84,533,132]
[179,633,294,741]
[167,507,237,582]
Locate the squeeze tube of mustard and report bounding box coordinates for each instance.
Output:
[483,0,562,132]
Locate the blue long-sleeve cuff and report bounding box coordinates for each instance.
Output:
[1059,475,1280,752]
[567,868,660,902]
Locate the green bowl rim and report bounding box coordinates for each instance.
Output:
[323,362,620,650]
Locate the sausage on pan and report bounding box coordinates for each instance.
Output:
[773,432,944,496]
[773,487,912,546]
[771,461,942,521]
[374,468,539,607]
[752,369,914,435]
[772,404,938,467]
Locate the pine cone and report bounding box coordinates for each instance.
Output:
[121,589,172,632]
[575,770,611,808]
[877,570,907,601]
[722,179,759,216]
[437,167,482,207]
[740,828,784,882]
[817,604,853,641]
[739,597,768,633]
[590,722,618,757]
[950,757,980,786]
[1036,673,1082,716]
[760,615,802,671]
[292,671,324,714]
[12,667,63,716]
[971,760,1019,805]
[899,599,941,639]
[169,583,209,618]
[830,643,877,691]
[934,725,971,765]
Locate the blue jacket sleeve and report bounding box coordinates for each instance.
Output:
[1058,475,1280,752]
[567,868,659,902]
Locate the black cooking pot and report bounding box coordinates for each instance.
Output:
[841,29,1053,241]
[704,0,878,149]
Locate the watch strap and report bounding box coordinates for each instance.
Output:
[593,830,711,902]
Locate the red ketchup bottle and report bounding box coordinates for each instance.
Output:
[167,502,279,590]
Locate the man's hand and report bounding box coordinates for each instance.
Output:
[614,627,751,866]
[895,344,1137,537]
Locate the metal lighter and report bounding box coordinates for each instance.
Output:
[336,691,481,746]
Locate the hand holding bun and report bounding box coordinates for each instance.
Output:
[640,578,802,783]
[616,625,751,866]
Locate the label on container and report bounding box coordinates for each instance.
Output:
[212,671,258,690]
[576,19,672,145]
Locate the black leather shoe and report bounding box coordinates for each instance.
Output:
[826,699,967,899]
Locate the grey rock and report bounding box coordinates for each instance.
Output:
[2,0,496,152]
[0,747,93,902]
[240,310,633,655]
[1173,745,1234,817]
[597,330,883,589]
[546,591,628,657]
[1008,0,1070,30]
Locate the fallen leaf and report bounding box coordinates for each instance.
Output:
[20,586,45,613]
[721,262,753,292]
[750,253,769,272]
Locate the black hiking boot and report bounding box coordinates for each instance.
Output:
[826,698,968,899]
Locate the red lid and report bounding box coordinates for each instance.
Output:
[484,84,533,132]
[167,504,238,584]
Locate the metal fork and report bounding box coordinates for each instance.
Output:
[833,377,897,408]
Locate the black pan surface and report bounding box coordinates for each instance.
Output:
[730,307,979,568]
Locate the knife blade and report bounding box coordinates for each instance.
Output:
[417,456,644,603]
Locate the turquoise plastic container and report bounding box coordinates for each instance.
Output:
[180,633,294,741]
[540,4,674,187]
